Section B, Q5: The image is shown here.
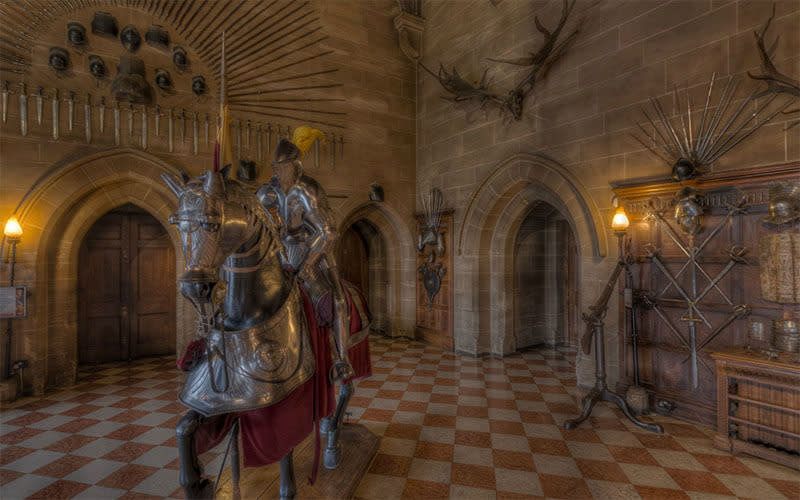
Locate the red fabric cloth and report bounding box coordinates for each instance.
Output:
[177,339,207,372]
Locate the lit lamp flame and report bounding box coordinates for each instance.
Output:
[611,206,629,233]
[4,216,23,241]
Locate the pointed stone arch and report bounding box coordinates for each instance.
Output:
[6,149,188,392]
[453,153,607,356]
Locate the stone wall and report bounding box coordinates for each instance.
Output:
[417,0,800,388]
[0,0,417,394]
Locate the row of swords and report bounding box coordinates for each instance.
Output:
[1,82,345,168]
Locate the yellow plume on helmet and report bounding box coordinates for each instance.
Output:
[290,126,326,158]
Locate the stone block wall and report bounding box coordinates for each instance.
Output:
[417,0,800,388]
[0,0,417,394]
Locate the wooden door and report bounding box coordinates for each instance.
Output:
[79,206,175,363]
[562,221,578,346]
[338,227,368,298]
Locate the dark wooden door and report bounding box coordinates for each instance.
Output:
[338,227,368,298]
[79,206,175,363]
[561,220,578,346]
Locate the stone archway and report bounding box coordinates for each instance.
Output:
[5,149,188,393]
[454,153,606,356]
[337,201,416,339]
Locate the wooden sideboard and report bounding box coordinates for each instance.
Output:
[712,350,799,470]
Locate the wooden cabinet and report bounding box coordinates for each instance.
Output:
[712,350,799,470]
[612,162,799,426]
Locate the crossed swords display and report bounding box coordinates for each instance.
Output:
[642,197,750,389]
[1,82,344,168]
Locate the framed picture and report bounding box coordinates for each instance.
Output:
[0,286,26,318]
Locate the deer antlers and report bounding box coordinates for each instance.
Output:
[748,4,799,128]
[421,0,580,120]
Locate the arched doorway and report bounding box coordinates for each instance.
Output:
[78,203,176,363]
[337,219,389,335]
[513,201,578,350]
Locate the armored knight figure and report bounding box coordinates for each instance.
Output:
[257,128,354,381]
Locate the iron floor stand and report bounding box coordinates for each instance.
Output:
[564,314,663,433]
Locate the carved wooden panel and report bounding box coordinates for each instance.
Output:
[415,212,454,351]
[613,163,800,426]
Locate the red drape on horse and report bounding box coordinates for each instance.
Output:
[177,282,372,469]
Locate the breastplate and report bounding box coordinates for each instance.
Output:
[179,284,315,417]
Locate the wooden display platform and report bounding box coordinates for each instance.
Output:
[214,423,379,499]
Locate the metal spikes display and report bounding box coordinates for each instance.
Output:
[0,0,345,130]
[642,194,751,389]
[633,74,791,182]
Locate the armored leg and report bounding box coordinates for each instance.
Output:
[177,410,214,499]
[324,380,354,469]
[279,450,296,500]
[328,266,354,381]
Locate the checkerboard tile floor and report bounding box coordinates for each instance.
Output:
[1,336,798,499]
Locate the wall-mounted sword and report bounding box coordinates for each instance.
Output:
[51,89,59,140]
[168,107,174,152]
[127,103,134,141]
[192,111,198,155]
[256,122,262,161]
[2,81,9,123]
[204,113,209,146]
[113,101,120,145]
[98,96,106,134]
[179,108,186,144]
[18,82,27,136]
[35,86,43,126]
[141,105,148,149]
[84,93,91,144]
[66,91,75,132]
[330,132,335,169]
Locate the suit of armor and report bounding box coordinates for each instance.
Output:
[257,139,354,381]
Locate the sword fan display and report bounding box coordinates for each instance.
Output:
[642,189,750,389]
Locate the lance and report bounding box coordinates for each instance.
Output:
[66,91,75,132]
[34,86,43,126]
[51,89,59,140]
[98,96,106,134]
[18,82,27,136]
[84,92,91,144]
[113,101,120,146]
[256,122,262,161]
[168,107,174,152]
[192,111,198,155]
[141,105,148,149]
[155,104,161,136]
[1,81,9,123]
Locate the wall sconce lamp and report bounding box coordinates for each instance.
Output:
[4,216,22,381]
[611,206,630,234]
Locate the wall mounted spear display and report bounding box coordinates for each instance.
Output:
[84,93,91,144]
[417,188,447,310]
[154,104,160,136]
[52,89,59,140]
[642,188,751,389]
[2,82,9,123]
[34,87,43,126]
[66,91,75,132]
[748,5,800,129]
[18,82,27,136]
[113,101,120,145]
[632,74,791,182]
[419,0,581,120]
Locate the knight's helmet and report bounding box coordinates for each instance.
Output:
[273,126,327,165]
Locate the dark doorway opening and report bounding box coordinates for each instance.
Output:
[78,203,176,363]
[514,201,578,350]
[337,219,389,335]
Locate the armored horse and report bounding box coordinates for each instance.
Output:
[162,168,371,499]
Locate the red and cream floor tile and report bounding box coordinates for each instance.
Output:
[1,336,798,499]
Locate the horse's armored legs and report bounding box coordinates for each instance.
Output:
[279,450,296,499]
[177,411,214,499]
[324,379,354,469]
